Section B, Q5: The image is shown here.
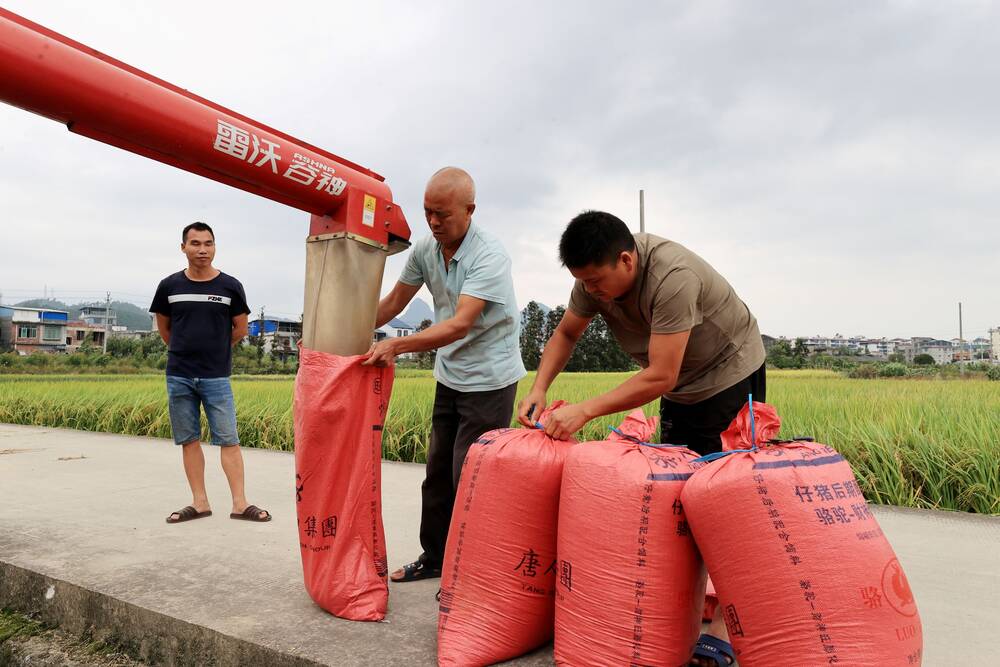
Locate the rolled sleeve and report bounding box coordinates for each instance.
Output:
[460,252,509,304]
[567,281,598,319]
[650,269,703,334]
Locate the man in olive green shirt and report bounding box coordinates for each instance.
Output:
[516,209,766,454]
[516,209,764,665]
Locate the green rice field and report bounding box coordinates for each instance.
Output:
[0,370,997,514]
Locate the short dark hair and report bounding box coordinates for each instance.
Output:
[558,210,636,268]
[182,221,214,243]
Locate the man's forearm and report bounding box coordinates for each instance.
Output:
[531,330,577,393]
[391,318,468,355]
[578,367,677,422]
[375,297,404,329]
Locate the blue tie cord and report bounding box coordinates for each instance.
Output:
[692,394,758,463]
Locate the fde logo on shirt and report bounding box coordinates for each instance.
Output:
[207,295,224,302]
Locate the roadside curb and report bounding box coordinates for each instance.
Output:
[0,560,320,667]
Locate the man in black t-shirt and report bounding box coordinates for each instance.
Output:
[149,221,271,525]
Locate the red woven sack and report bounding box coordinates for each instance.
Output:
[681,402,923,666]
[293,347,394,622]
[437,403,576,667]
[554,409,706,666]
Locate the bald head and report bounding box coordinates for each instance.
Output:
[426,167,476,206]
[424,167,477,249]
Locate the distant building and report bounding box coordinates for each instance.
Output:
[65,320,107,352]
[108,326,155,341]
[991,328,1000,361]
[920,343,954,365]
[372,318,417,357]
[79,305,117,329]
[965,337,992,360]
[894,338,952,364]
[0,306,69,354]
[387,317,415,338]
[857,338,900,358]
[799,334,867,354]
[375,318,416,341]
[248,315,302,359]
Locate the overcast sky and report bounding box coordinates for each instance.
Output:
[1,1,997,340]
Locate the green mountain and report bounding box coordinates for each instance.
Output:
[12,299,154,331]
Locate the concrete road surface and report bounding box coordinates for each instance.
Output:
[0,424,996,665]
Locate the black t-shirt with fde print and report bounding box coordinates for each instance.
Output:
[149,270,251,378]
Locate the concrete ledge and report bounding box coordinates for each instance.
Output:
[0,560,318,667]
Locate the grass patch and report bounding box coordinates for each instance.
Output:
[0,609,45,644]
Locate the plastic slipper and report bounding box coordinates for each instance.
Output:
[691,633,735,666]
[230,504,271,522]
[166,505,212,524]
[390,560,441,582]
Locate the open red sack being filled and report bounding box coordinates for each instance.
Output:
[555,410,706,667]
[293,347,394,622]
[437,403,576,667]
[681,402,923,666]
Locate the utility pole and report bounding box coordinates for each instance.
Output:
[958,301,964,372]
[639,189,645,233]
[258,305,266,357]
[103,291,111,354]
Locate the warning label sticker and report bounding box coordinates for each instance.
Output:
[363,194,376,228]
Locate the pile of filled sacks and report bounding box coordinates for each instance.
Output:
[436,402,923,666]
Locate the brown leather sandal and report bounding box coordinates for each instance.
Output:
[230,505,271,522]
[166,506,212,524]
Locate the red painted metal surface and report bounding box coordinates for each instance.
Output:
[0,8,409,249]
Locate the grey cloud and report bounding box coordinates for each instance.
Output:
[1,1,997,339]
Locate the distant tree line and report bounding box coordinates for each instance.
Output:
[519,301,637,372]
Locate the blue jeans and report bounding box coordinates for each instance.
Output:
[166,376,240,446]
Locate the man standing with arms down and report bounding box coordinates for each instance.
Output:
[516,210,764,665]
[150,222,271,525]
[363,167,525,583]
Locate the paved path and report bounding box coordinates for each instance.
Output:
[0,424,997,665]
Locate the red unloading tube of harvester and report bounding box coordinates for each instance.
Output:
[0,7,409,251]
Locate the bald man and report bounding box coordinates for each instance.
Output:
[363,167,525,584]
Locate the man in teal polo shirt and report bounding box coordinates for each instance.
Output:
[363,166,525,583]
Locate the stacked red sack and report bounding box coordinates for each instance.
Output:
[555,409,706,666]
[681,402,923,666]
[437,403,576,667]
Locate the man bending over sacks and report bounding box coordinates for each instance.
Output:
[517,210,765,666]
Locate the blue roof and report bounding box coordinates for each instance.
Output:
[388,317,415,330]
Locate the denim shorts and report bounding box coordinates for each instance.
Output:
[165,376,240,446]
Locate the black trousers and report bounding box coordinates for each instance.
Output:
[419,381,518,568]
[659,363,767,456]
